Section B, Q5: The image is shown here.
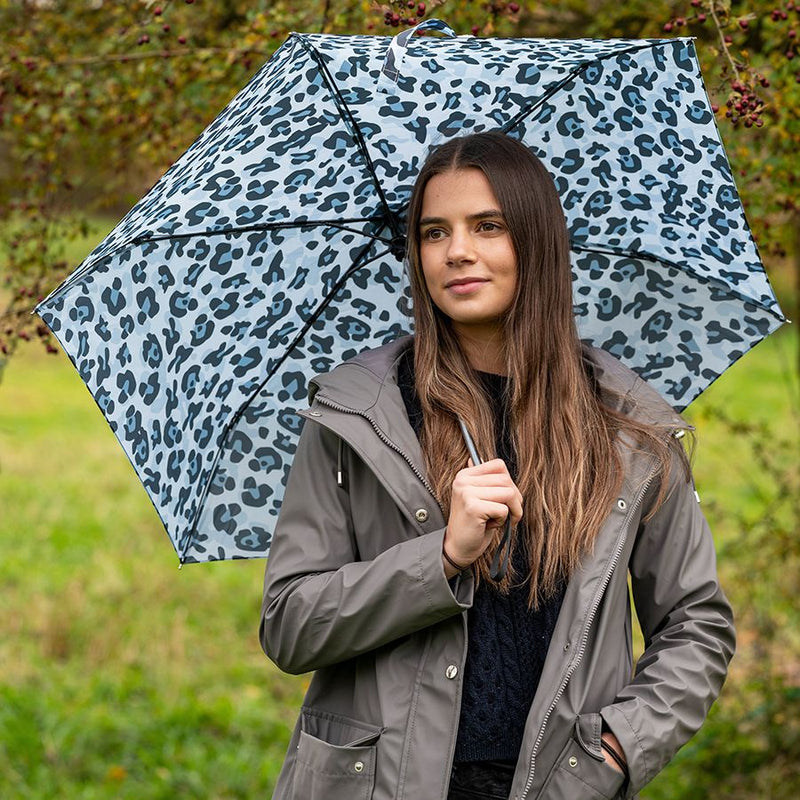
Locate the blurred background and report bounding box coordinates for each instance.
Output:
[1,1,797,797]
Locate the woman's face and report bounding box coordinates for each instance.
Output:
[418,168,518,343]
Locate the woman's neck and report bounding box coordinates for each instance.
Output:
[453,327,507,375]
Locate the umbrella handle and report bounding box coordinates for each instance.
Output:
[457,416,513,582]
[377,18,459,94]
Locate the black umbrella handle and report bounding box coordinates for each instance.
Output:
[457,417,513,581]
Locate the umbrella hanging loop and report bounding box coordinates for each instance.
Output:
[377,18,458,93]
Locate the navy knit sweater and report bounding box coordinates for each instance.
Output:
[397,350,566,763]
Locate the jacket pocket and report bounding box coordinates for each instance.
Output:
[290,710,383,800]
[538,713,625,800]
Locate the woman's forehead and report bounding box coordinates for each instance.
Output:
[420,169,502,219]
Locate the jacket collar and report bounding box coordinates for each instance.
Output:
[309,335,687,433]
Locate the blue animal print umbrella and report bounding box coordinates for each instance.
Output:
[36,20,786,563]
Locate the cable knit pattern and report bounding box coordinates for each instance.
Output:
[397,352,567,763]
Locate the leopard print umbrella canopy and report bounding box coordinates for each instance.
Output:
[36,21,786,563]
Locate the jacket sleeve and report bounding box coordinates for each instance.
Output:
[601,451,736,797]
[259,418,472,675]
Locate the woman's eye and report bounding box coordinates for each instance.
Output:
[422,228,444,241]
[478,221,502,232]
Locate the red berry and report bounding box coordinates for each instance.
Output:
[509,2,520,11]
[724,35,733,43]
[471,25,480,35]
[417,2,426,13]
[739,19,749,30]
[178,35,187,44]
[407,0,415,8]
[697,13,707,22]
[663,22,674,32]
[711,103,719,112]
[185,0,194,4]
[691,0,701,6]
[154,5,163,14]
[790,29,797,38]
[788,50,796,59]
[781,10,788,19]
[162,24,170,32]
[675,17,686,27]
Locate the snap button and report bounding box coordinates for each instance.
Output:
[568,756,578,768]
[617,499,627,511]
[308,411,321,417]
[673,429,686,439]
[445,664,459,679]
[564,642,570,651]
[415,508,428,522]
[354,761,364,773]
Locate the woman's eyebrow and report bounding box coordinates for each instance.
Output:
[419,209,504,226]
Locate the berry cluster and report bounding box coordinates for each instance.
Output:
[382,1,427,27]
[660,2,800,127]
[725,79,767,127]
[132,1,191,46]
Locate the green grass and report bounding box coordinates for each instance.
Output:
[0,217,797,796]
[0,342,307,798]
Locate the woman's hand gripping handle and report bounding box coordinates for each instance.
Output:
[441,419,523,580]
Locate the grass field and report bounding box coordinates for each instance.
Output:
[0,220,797,797]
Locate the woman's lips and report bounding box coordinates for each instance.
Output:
[446,279,488,295]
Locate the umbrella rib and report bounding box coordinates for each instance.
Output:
[179,240,395,562]
[571,242,787,321]
[293,34,402,240]
[500,40,671,135]
[131,218,393,245]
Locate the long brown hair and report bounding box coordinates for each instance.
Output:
[406,131,680,607]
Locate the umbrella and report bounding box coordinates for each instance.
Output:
[36,19,786,564]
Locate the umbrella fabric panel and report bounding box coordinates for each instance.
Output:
[186,258,412,562]
[309,33,664,211]
[571,250,782,408]
[46,35,394,300]
[512,40,780,314]
[35,27,787,563]
[37,223,395,558]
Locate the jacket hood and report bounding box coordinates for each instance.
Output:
[309,335,688,433]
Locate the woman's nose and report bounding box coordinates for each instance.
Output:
[446,228,476,265]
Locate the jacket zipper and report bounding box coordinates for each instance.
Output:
[312,394,438,499]
[518,462,659,800]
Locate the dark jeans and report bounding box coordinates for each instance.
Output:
[447,760,516,800]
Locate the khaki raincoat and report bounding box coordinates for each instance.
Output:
[260,336,735,800]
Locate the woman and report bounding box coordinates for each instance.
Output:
[260,131,735,800]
